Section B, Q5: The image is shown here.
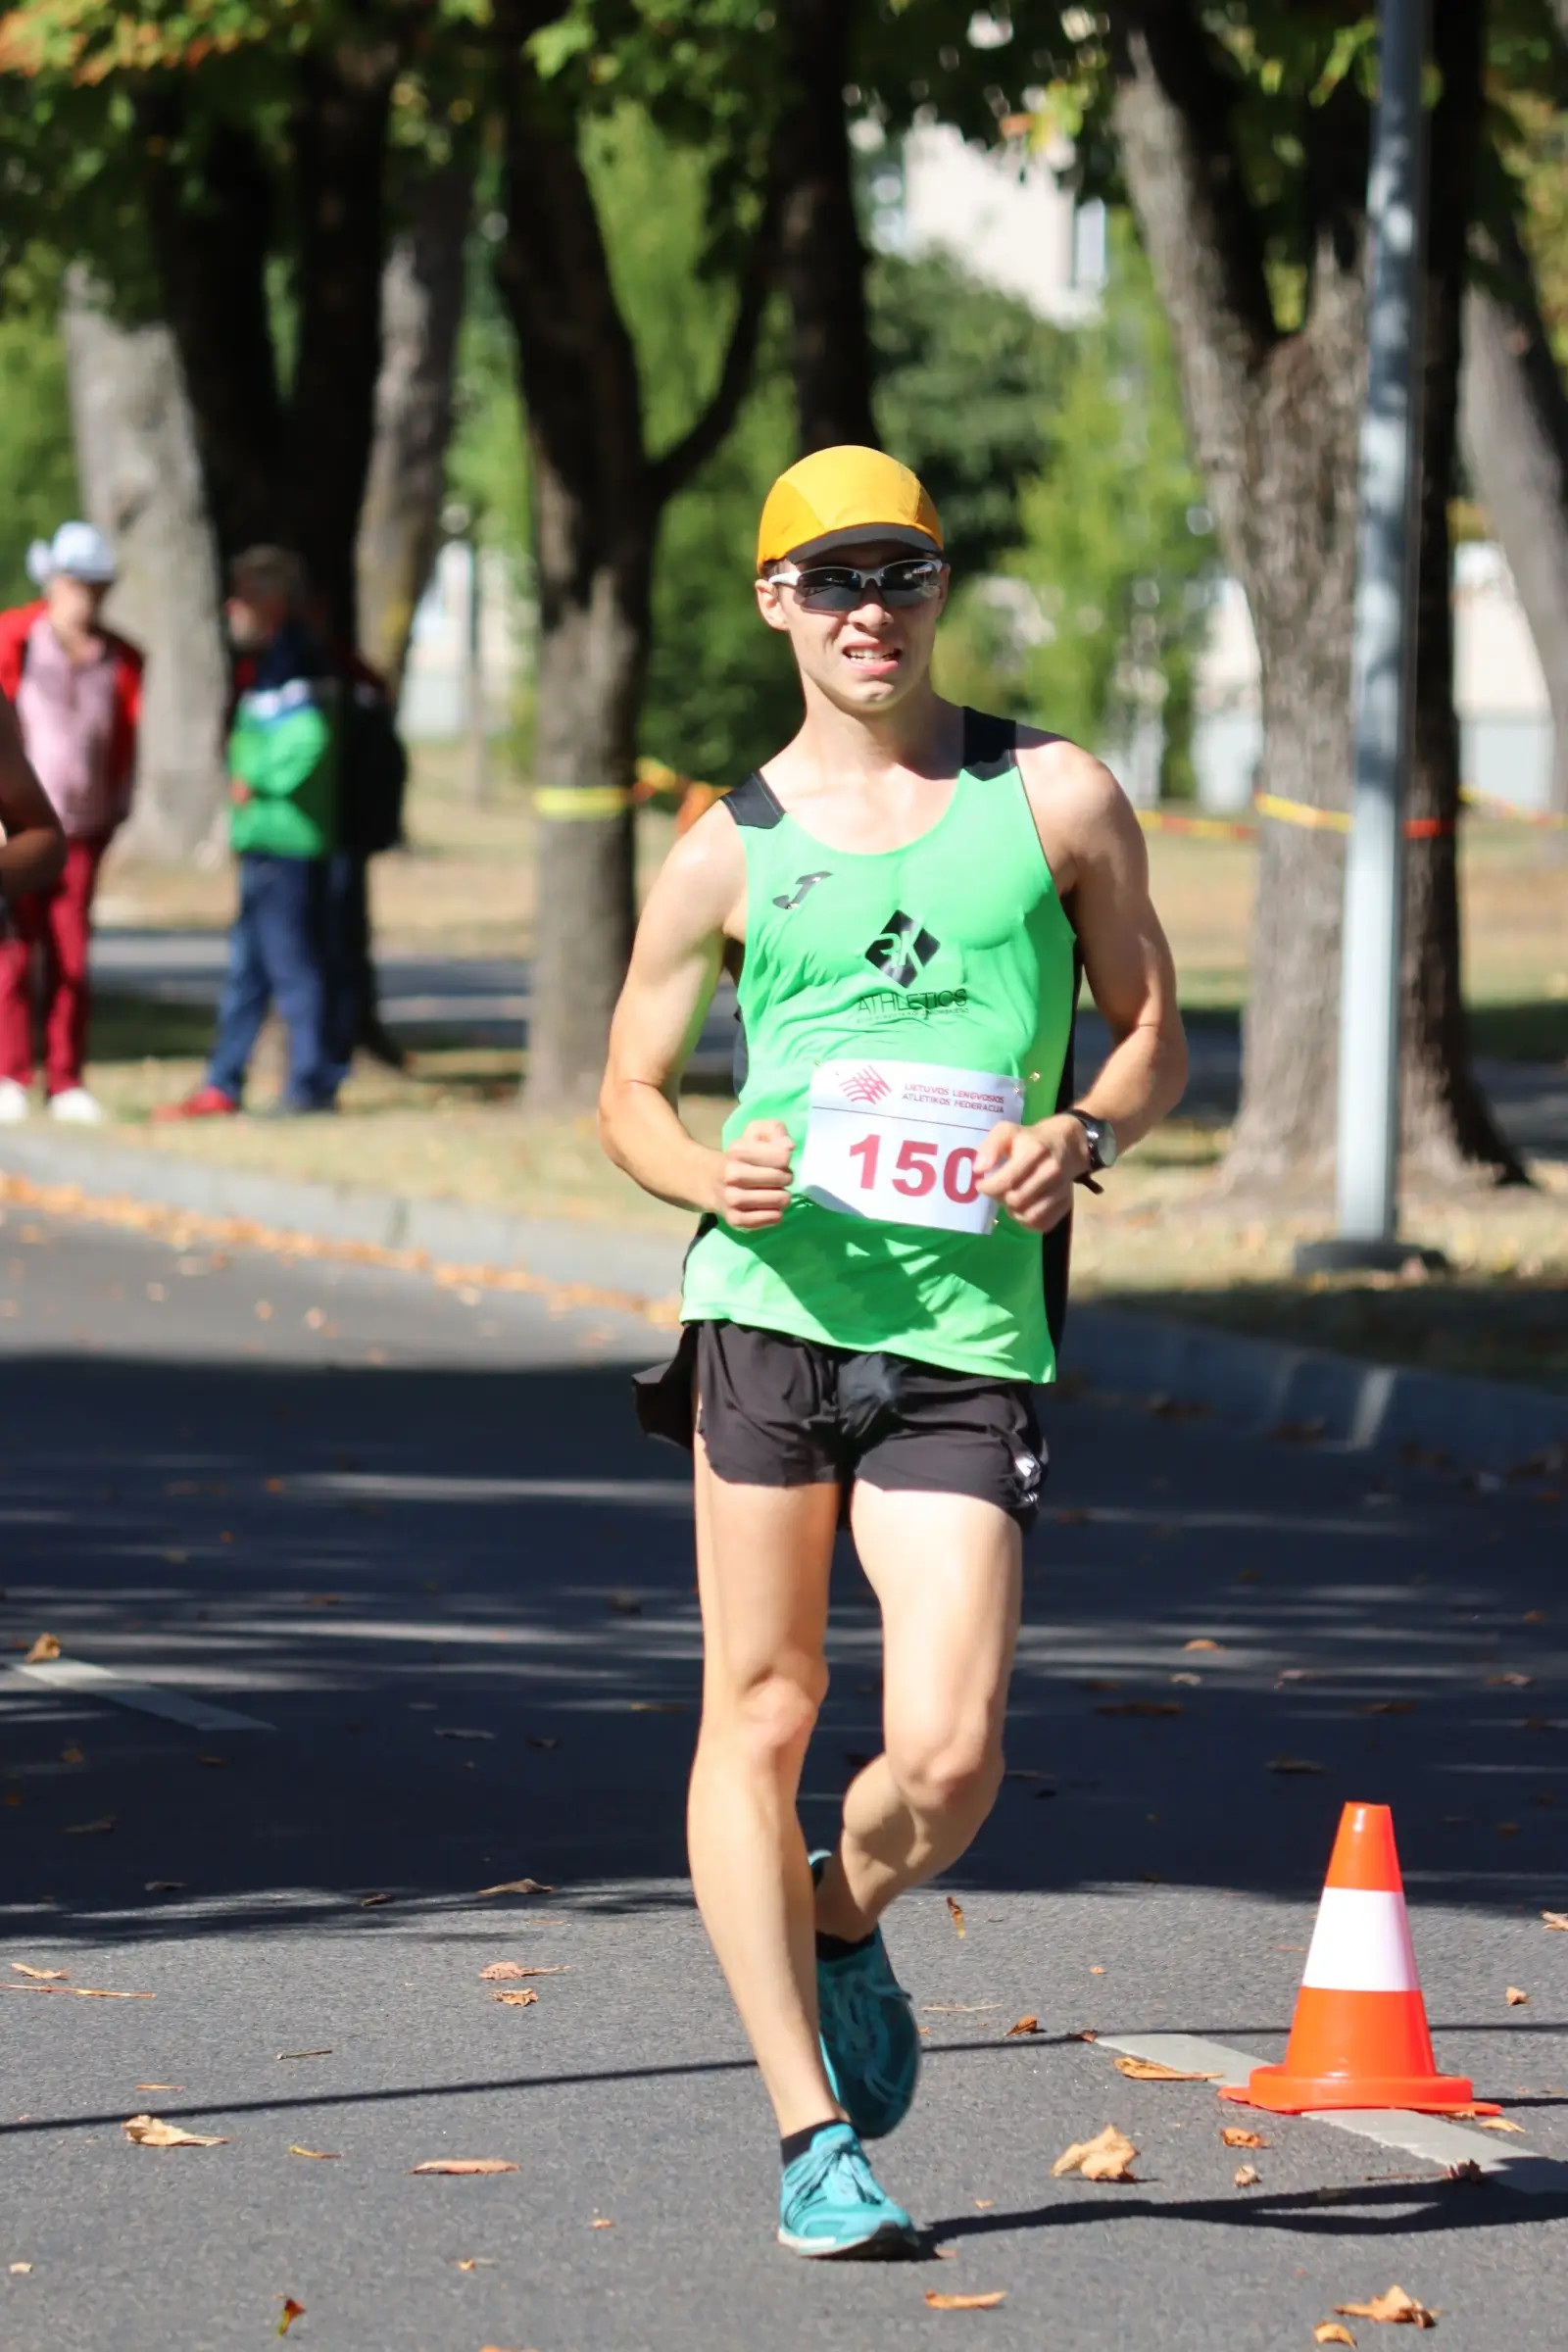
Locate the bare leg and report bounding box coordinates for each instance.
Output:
[813,1486,1021,1942]
[687,1436,843,2135]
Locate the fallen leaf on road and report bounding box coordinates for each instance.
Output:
[408,2159,518,2175]
[972,2197,994,2210]
[1054,1506,1091,1524]
[304,1592,339,1606]
[136,2084,183,2092]
[946,1895,966,1937]
[476,1879,554,1897]
[1524,1611,1547,1625]
[276,2299,306,2336]
[1486,1673,1533,1689]
[1004,2016,1041,2037]
[1070,2028,1099,2042]
[626,1700,687,1713]
[1080,1677,1121,1691]
[1233,2164,1261,2187]
[24,1634,61,1663]
[1089,1965,1106,1976]
[1506,1985,1529,2005]
[1097,1700,1183,1718]
[9,2262,32,2275]
[1051,2125,1139,2181]
[435,1728,495,1740]
[60,1746,83,1764]
[1475,2116,1524,2133]
[590,2216,614,2229]
[359,1893,392,1908]
[11,1963,67,1980]
[1543,1912,1568,1932]
[1113,2056,1220,2082]
[1358,1702,1414,1717]
[288,2146,340,2160]
[122,2114,227,2148]
[925,2290,1006,2310]
[1334,2285,1436,2328]
[3,1983,150,1999]
[608,1591,642,1614]
[277,2049,331,2061]
[1269,1757,1325,1776]
[1183,1639,1221,1651]
[490,1989,539,2008]
[199,1754,226,1768]
[1171,1672,1201,1686]
[145,1881,185,1893]
[1315,2328,1357,2347]
[1221,2127,1268,2148]
[62,1815,117,1835]
[479,1962,570,1981]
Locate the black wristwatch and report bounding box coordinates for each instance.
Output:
[1066,1108,1118,1192]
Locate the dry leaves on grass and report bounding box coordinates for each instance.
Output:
[1333,2284,1437,2328]
[11,1963,66,1981]
[925,2290,1007,2311]
[1505,1986,1530,2006]
[1222,2127,1268,2148]
[1542,1912,1568,1932]
[1315,2328,1357,2347]
[478,1963,569,1982]
[122,2114,228,2148]
[1113,2056,1220,2082]
[946,1895,966,1938]
[491,1989,539,2008]
[475,1878,554,1898]
[1233,2164,1261,2187]
[1269,1756,1325,1776]
[276,2299,306,2336]
[1051,2126,1139,2181]
[24,1634,61,1663]
[1004,2016,1041,2037]
[288,2146,339,2160]
[408,2159,518,2176]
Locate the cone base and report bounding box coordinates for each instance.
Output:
[1221,2069,1498,2117]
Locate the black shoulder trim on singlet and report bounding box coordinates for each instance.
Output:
[1041,930,1084,1358]
[723,772,786,829]
[961,707,1019,781]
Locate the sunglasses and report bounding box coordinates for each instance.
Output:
[767,557,947,612]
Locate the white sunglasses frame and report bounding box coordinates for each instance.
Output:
[764,556,949,607]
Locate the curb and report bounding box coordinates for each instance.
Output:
[2,1127,1563,1474]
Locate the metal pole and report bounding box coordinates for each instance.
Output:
[1298,0,1431,1276]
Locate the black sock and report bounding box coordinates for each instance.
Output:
[781,2120,842,2169]
[815,1926,876,1962]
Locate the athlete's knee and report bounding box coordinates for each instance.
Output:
[708,1657,826,1773]
[887,1722,1004,1822]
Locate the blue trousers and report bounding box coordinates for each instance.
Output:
[321,849,368,1095]
[208,855,335,1109]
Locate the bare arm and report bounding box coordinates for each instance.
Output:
[976,741,1188,1232]
[598,808,795,1227]
[0,691,65,901]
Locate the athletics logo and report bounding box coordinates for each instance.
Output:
[773,871,832,910]
[842,1065,893,1106]
[864,909,940,990]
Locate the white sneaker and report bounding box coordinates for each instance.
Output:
[47,1087,107,1126]
[0,1077,30,1123]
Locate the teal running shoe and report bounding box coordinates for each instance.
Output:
[777,2122,918,2259]
[810,1850,920,2140]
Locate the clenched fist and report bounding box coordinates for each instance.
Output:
[974,1113,1092,1233]
[712,1117,795,1229]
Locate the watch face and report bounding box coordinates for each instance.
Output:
[1098,1118,1119,1169]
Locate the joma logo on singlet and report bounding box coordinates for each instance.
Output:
[864,909,940,990]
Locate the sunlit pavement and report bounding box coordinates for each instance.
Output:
[2,1204,1564,2351]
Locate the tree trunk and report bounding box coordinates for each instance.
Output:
[1111,2,1510,1185]
[62,270,228,859]
[357,157,474,691]
[286,43,398,647]
[1402,0,1522,1179]
[778,0,878,451]
[1460,211,1568,820]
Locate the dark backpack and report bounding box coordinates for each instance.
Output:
[337,674,408,855]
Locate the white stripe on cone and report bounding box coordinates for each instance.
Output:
[1300,1886,1419,1993]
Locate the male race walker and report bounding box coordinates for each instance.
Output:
[600,448,1187,2256]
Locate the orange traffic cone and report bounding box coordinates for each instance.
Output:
[1222,1801,1498,2115]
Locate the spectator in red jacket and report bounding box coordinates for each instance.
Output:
[0,523,143,1124]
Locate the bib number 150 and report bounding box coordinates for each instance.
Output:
[847,1132,981,1205]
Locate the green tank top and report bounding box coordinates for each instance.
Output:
[681,710,1079,1382]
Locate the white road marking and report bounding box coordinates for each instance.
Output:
[1094,2034,1567,2197]
[10,1659,272,1732]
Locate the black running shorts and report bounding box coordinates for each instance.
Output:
[634,1318,1045,1529]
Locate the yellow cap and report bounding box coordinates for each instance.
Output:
[757,446,943,570]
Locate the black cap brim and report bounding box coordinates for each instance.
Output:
[777,523,944,565]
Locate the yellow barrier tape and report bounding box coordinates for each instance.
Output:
[534,785,634,818]
[1136,808,1254,842]
[1252,791,1351,834]
[1460,784,1568,830]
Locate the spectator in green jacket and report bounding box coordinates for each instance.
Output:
[159,547,340,1119]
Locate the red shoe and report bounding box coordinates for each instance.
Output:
[154,1084,241,1123]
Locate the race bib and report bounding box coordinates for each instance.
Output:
[797,1058,1023,1236]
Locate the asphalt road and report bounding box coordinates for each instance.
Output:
[1,1202,1565,2352]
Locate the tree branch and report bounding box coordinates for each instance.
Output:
[647,182,779,508]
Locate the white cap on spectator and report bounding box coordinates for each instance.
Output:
[26,521,118,587]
